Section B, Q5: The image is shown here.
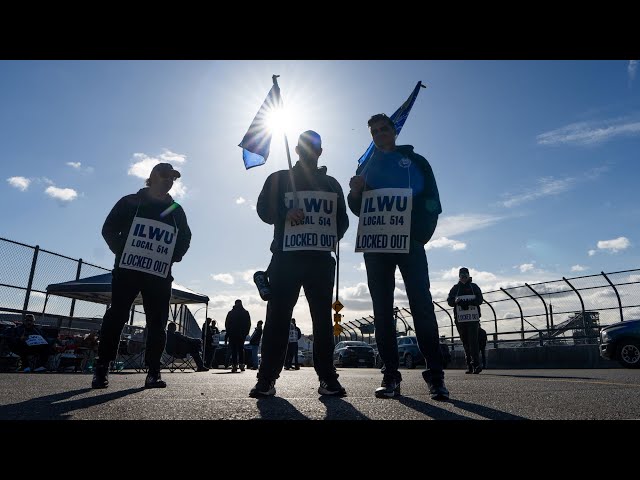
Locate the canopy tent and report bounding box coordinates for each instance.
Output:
[45,273,209,305]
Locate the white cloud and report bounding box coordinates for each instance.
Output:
[211,273,234,284]
[236,197,246,205]
[355,262,366,271]
[44,186,77,202]
[519,263,535,273]
[159,149,186,164]
[433,214,505,238]
[588,249,596,256]
[426,236,466,251]
[7,176,30,191]
[629,60,638,84]
[500,167,607,208]
[502,176,574,208]
[537,119,640,146]
[571,264,587,272]
[597,236,631,253]
[66,162,81,169]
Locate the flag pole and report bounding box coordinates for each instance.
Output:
[272,75,298,208]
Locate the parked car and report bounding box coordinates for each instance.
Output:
[397,336,425,369]
[600,319,640,368]
[333,341,376,367]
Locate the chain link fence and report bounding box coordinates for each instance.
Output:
[339,269,640,348]
[0,236,200,336]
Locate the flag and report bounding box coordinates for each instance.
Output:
[238,83,281,169]
[357,81,424,170]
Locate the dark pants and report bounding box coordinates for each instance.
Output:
[364,240,443,383]
[228,336,245,367]
[97,268,172,371]
[258,252,336,383]
[456,321,480,368]
[285,342,299,368]
[204,344,217,368]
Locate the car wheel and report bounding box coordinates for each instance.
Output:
[616,341,640,369]
[405,353,415,369]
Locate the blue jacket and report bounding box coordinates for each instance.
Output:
[347,145,441,244]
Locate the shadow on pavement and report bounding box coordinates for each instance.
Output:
[254,396,309,420]
[0,387,145,420]
[319,395,370,420]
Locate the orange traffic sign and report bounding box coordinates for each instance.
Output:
[333,313,342,323]
[332,300,344,313]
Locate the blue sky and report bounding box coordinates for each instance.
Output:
[1,60,638,334]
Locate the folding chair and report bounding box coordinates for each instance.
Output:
[113,339,147,373]
[161,348,196,372]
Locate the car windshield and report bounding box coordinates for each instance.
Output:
[343,341,370,347]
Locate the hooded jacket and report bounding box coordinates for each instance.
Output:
[257,161,349,254]
[347,145,441,245]
[102,187,191,272]
[225,304,251,340]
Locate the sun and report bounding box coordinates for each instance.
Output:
[265,105,297,138]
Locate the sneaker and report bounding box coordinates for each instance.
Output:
[22,367,31,373]
[294,366,300,370]
[465,365,473,374]
[375,377,401,398]
[145,370,167,389]
[240,364,245,372]
[249,378,276,398]
[423,371,449,401]
[196,366,210,372]
[231,365,238,373]
[318,378,347,397]
[473,365,483,374]
[34,366,47,372]
[91,364,109,389]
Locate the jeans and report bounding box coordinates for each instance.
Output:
[456,321,480,368]
[258,252,336,383]
[364,240,443,383]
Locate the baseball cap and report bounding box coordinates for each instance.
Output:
[151,163,181,179]
[459,267,470,277]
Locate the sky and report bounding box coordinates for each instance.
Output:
[1,60,639,335]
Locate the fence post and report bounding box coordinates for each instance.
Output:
[22,245,39,314]
[433,301,454,342]
[483,300,498,348]
[562,277,586,342]
[500,288,525,342]
[69,258,83,319]
[525,283,549,331]
[601,271,623,322]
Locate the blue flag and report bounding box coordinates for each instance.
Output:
[357,81,424,171]
[238,83,281,169]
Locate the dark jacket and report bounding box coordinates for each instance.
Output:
[166,330,199,356]
[13,324,45,342]
[257,161,349,254]
[347,145,441,245]
[447,279,484,322]
[249,324,263,346]
[225,305,251,340]
[478,327,487,350]
[102,187,191,271]
[202,323,220,345]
